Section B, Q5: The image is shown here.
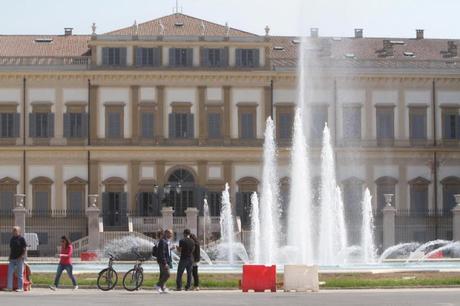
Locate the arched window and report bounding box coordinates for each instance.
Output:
[0,177,18,213]
[441,176,460,212]
[375,176,398,212]
[30,177,53,213]
[408,177,430,214]
[236,177,259,229]
[166,168,196,217]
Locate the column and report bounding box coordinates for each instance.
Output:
[452,195,460,241]
[223,86,231,145]
[86,194,100,252]
[131,86,140,142]
[156,86,165,144]
[198,86,206,145]
[161,206,174,231]
[382,194,396,249]
[185,207,199,235]
[89,85,99,142]
[89,160,99,196]
[129,161,140,211]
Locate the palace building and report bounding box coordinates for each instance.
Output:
[0,13,460,255]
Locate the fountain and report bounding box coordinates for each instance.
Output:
[287,108,314,265]
[361,188,377,263]
[250,192,261,264]
[379,243,420,262]
[407,240,451,261]
[259,117,280,265]
[219,183,235,263]
[203,198,211,250]
[318,124,348,265]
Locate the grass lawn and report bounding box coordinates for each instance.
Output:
[30,271,460,289]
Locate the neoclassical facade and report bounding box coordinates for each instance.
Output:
[0,13,460,251]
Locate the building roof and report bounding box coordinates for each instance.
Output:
[105,13,258,37]
[0,35,90,57]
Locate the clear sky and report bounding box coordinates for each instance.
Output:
[0,0,457,39]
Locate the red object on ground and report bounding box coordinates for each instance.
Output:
[80,252,98,261]
[0,263,32,291]
[241,265,276,292]
[428,251,444,259]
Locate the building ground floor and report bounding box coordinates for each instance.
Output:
[0,146,460,256]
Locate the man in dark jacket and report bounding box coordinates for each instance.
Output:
[176,229,195,291]
[155,229,172,293]
[7,226,27,292]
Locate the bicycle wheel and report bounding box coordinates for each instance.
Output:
[123,268,144,291]
[97,268,118,291]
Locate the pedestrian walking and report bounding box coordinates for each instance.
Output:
[175,229,195,291]
[49,236,78,290]
[190,233,200,291]
[155,229,173,293]
[7,226,27,292]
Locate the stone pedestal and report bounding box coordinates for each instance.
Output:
[185,207,199,235]
[86,206,101,252]
[13,194,27,232]
[451,195,460,241]
[161,206,174,231]
[382,194,396,250]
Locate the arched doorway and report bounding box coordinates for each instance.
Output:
[167,168,196,217]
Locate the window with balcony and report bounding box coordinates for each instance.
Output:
[141,112,155,139]
[376,106,395,146]
[207,112,222,139]
[169,48,193,67]
[64,110,88,139]
[105,105,124,139]
[29,105,54,139]
[31,177,53,213]
[342,105,361,141]
[238,105,257,140]
[169,103,194,140]
[309,105,328,143]
[276,105,294,142]
[442,108,460,141]
[236,49,260,68]
[409,106,427,143]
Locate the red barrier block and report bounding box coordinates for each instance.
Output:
[0,263,32,291]
[80,252,98,261]
[241,265,276,292]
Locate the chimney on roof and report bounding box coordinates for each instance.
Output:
[354,28,363,39]
[416,29,424,40]
[64,28,73,36]
[310,28,319,38]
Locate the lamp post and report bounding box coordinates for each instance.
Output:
[153,182,182,209]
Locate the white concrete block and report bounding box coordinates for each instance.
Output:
[284,265,319,292]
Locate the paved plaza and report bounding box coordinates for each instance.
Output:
[1,288,460,306]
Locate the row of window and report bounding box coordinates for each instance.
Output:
[102,47,260,68]
[0,107,459,142]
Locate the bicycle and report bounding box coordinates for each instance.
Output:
[122,251,146,291]
[97,253,118,291]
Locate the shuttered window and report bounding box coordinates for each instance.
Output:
[136,47,161,67]
[141,112,155,139]
[169,48,193,67]
[102,47,127,66]
[0,191,14,212]
[107,111,122,139]
[376,107,394,141]
[442,110,460,140]
[409,107,427,140]
[29,113,54,138]
[310,106,328,141]
[278,112,293,140]
[343,106,361,140]
[241,112,255,139]
[169,113,194,139]
[202,48,228,67]
[68,191,84,212]
[207,112,222,139]
[34,191,50,212]
[64,112,88,138]
[0,113,20,138]
[235,48,260,68]
[410,185,428,213]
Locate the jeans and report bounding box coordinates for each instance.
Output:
[192,264,199,287]
[176,258,193,290]
[7,258,24,290]
[54,264,77,287]
[156,263,170,289]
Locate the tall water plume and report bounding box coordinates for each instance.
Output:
[259,117,280,265]
[287,108,314,264]
[361,188,377,263]
[220,183,235,263]
[250,192,261,263]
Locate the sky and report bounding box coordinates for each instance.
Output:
[0,0,457,39]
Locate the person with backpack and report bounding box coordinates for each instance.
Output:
[175,229,195,291]
[155,229,173,294]
[190,233,200,291]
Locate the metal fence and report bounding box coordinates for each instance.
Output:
[0,210,14,257]
[395,210,453,244]
[25,210,88,257]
